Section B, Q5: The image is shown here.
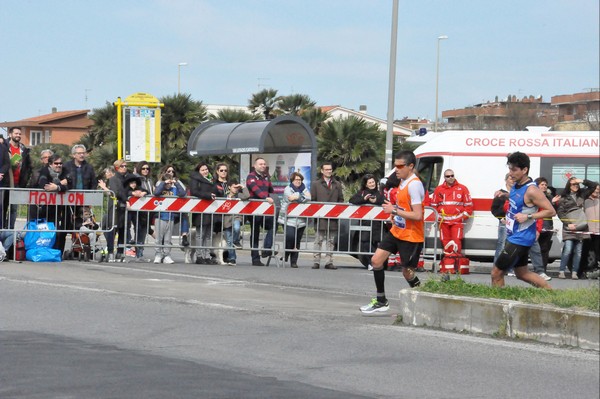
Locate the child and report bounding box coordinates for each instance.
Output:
[124,175,149,260]
[153,170,186,264]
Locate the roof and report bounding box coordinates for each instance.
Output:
[187,115,316,156]
[0,110,93,129]
[319,105,412,137]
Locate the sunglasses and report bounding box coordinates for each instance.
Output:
[218,169,228,172]
[570,183,580,186]
[394,163,406,169]
[119,164,127,168]
[445,174,454,178]
[141,167,150,170]
[166,170,174,173]
[53,162,63,165]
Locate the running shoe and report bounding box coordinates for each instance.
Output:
[360,299,390,314]
[163,255,175,264]
[538,272,552,281]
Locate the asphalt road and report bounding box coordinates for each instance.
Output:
[1,253,598,399]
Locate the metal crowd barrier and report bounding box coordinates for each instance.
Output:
[280,202,440,270]
[125,196,281,265]
[0,187,115,261]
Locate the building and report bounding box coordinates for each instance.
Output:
[551,89,600,130]
[442,95,557,130]
[0,109,93,146]
[319,105,412,138]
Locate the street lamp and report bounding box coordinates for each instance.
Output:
[178,62,188,94]
[434,35,448,132]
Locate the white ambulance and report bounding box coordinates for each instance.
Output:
[411,128,600,261]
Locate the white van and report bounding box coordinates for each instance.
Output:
[412,129,600,261]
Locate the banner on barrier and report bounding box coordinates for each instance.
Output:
[9,190,105,206]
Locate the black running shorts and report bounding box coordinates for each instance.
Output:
[378,231,423,269]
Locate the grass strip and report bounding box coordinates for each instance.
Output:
[418,277,599,312]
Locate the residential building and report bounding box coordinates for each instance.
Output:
[551,89,599,130]
[0,109,93,146]
[319,105,412,138]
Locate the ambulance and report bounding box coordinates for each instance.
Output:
[411,128,600,261]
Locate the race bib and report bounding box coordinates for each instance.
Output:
[505,216,515,233]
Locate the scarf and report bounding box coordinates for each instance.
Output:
[290,182,306,193]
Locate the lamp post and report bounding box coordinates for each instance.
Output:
[178,62,188,94]
[434,35,448,132]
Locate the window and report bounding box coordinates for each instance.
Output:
[542,157,600,194]
[30,130,43,146]
[416,156,444,194]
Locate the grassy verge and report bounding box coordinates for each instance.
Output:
[418,277,599,312]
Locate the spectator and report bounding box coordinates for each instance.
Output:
[278,171,311,268]
[63,144,95,190]
[491,174,513,263]
[131,160,155,261]
[153,167,186,264]
[108,160,134,261]
[2,127,32,229]
[28,149,53,188]
[534,177,555,281]
[555,177,589,279]
[190,161,218,264]
[0,230,15,261]
[246,157,275,266]
[37,154,71,254]
[214,163,248,266]
[582,182,599,279]
[349,174,385,268]
[310,162,344,270]
[431,169,473,270]
[124,174,149,261]
[98,167,116,262]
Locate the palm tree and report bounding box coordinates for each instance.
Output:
[248,88,279,120]
[317,116,385,190]
[301,106,329,136]
[209,108,262,123]
[277,94,316,116]
[160,93,207,152]
[85,102,117,151]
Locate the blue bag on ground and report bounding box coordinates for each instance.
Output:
[26,247,62,262]
[24,219,56,250]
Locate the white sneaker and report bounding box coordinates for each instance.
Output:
[163,255,175,264]
[184,250,194,264]
[507,271,516,277]
[360,299,390,314]
[108,254,115,263]
[538,272,552,281]
[558,271,566,279]
[153,254,163,264]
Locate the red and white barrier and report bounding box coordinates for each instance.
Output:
[127,197,275,215]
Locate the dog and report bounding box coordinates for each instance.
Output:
[212,231,228,265]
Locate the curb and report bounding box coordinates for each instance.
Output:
[398,289,600,351]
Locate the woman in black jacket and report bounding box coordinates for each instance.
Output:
[189,161,219,264]
[349,174,385,268]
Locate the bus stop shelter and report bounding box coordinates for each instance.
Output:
[187,115,317,190]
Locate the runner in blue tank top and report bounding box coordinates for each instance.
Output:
[491,152,556,288]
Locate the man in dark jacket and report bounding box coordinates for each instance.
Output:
[0,142,11,229]
[108,159,132,261]
[63,144,96,190]
[2,127,32,228]
[310,162,344,269]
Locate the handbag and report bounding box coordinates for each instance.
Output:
[24,219,57,250]
[26,247,62,262]
[565,208,588,232]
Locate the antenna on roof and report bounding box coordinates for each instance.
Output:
[85,89,91,107]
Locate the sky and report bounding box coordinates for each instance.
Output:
[1,0,598,124]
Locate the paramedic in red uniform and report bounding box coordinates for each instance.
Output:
[431,169,473,268]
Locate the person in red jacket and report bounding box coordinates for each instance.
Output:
[431,169,473,269]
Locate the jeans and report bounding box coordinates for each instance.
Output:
[250,216,273,262]
[560,239,583,273]
[529,241,544,274]
[284,225,305,264]
[223,227,236,261]
[494,224,507,264]
[232,218,241,244]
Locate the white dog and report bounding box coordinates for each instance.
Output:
[212,231,228,265]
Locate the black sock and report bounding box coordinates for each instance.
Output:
[374,269,386,302]
[408,275,421,287]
